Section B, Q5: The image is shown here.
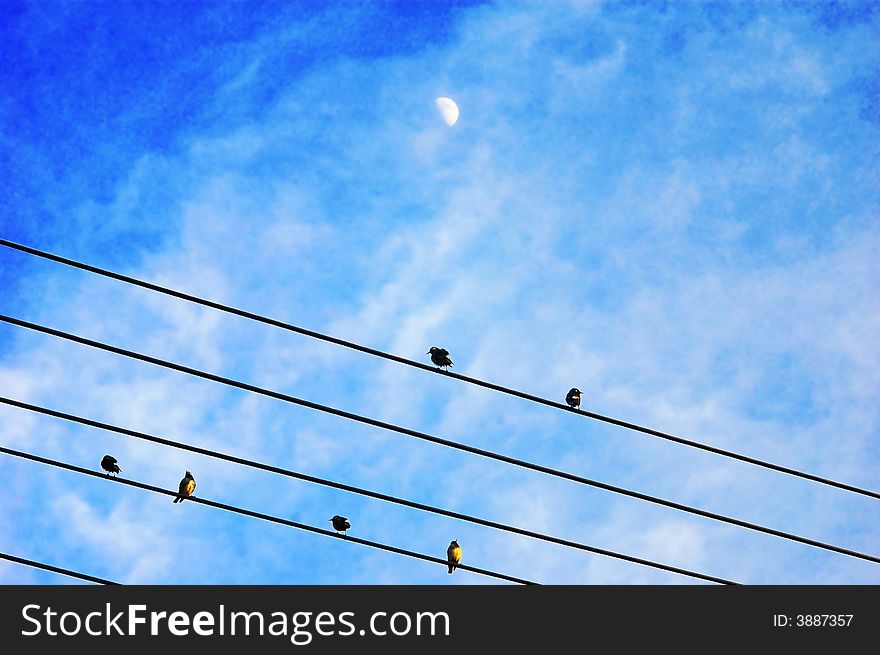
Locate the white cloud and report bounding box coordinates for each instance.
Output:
[2,1,877,585]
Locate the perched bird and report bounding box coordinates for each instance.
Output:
[447,540,462,574]
[173,471,196,503]
[428,347,454,370]
[100,455,121,476]
[330,515,351,535]
[565,387,582,410]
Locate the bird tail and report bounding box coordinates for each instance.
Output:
[173,495,181,503]
[448,563,454,574]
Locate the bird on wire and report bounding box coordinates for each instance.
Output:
[100,455,121,476]
[173,471,196,503]
[447,540,462,574]
[330,515,351,535]
[565,387,581,410]
[428,347,454,370]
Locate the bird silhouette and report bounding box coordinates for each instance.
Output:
[173,471,196,503]
[428,347,454,370]
[330,515,351,535]
[100,455,121,476]
[447,540,461,574]
[565,387,581,409]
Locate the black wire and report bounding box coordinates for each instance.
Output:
[0,395,736,585]
[2,238,874,501]
[1,314,877,566]
[0,445,535,585]
[0,551,119,585]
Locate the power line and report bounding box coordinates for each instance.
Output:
[2,238,874,501]
[2,314,877,566]
[0,395,736,585]
[0,445,535,585]
[0,551,119,585]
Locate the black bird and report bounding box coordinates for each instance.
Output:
[428,347,454,370]
[100,455,121,476]
[330,515,351,535]
[565,387,581,410]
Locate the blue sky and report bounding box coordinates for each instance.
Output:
[1,0,878,585]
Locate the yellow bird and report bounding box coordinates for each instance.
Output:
[173,470,196,503]
[447,540,461,574]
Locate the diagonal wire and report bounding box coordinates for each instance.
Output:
[0,551,119,585]
[1,313,877,565]
[0,445,535,585]
[1,238,875,500]
[0,395,736,585]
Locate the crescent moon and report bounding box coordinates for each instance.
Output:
[435,97,459,126]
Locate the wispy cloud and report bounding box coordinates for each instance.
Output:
[1,0,877,585]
